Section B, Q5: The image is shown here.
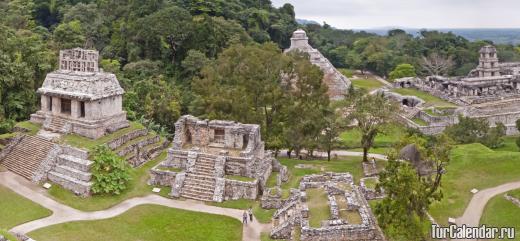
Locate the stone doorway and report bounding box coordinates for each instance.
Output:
[61,98,71,115]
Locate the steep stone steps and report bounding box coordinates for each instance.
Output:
[50,153,93,196]
[45,117,66,133]
[0,135,54,180]
[181,172,216,202]
[48,171,92,196]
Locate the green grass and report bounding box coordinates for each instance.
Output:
[60,122,145,151]
[306,188,330,227]
[0,132,16,140]
[208,199,275,224]
[392,88,456,107]
[412,117,428,126]
[0,185,52,229]
[345,147,392,155]
[0,229,17,241]
[28,204,242,241]
[351,78,385,91]
[156,166,182,172]
[338,68,354,78]
[429,143,520,225]
[266,172,278,188]
[225,175,256,182]
[493,136,519,152]
[424,108,455,117]
[509,189,520,200]
[47,150,167,211]
[364,178,378,189]
[480,195,520,240]
[340,124,405,149]
[15,121,41,135]
[278,157,386,199]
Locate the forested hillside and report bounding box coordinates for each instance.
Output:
[1,0,519,150]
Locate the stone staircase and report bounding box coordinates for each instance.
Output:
[44,116,67,133]
[181,156,217,201]
[108,129,169,167]
[48,153,93,196]
[403,107,421,119]
[0,135,54,180]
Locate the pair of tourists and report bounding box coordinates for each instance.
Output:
[242,208,253,224]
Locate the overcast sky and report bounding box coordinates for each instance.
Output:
[271,0,520,29]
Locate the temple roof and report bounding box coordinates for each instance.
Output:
[479,45,497,54]
[37,70,124,101]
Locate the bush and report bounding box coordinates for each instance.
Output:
[389,63,416,80]
[0,119,14,134]
[91,145,131,195]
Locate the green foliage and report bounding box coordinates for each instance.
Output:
[344,90,400,161]
[388,63,416,80]
[445,116,506,148]
[91,145,131,195]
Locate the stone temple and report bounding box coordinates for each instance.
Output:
[149,115,275,202]
[30,48,129,139]
[388,45,520,135]
[285,29,351,100]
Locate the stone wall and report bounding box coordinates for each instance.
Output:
[107,129,148,150]
[149,168,178,186]
[224,179,259,200]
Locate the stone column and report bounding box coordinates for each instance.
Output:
[71,100,80,118]
[52,96,61,114]
[41,95,48,112]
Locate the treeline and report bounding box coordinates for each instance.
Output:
[303,23,520,77]
[0,0,298,131]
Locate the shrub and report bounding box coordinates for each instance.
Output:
[91,145,131,195]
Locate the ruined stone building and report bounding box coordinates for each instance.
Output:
[269,173,384,241]
[0,48,168,197]
[420,45,520,104]
[392,45,520,135]
[149,115,274,202]
[30,48,129,139]
[285,29,351,100]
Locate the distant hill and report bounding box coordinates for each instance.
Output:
[296,18,320,25]
[361,28,520,45]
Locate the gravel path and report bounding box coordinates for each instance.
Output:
[453,181,520,241]
[0,172,270,241]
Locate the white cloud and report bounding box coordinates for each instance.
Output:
[271,0,520,29]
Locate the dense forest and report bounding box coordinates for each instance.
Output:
[1,0,519,151]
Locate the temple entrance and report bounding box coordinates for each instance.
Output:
[214,129,225,144]
[402,99,409,106]
[80,101,85,118]
[61,98,71,115]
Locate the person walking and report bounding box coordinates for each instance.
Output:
[248,207,253,222]
[242,210,248,224]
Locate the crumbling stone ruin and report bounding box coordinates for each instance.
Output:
[149,115,274,202]
[30,48,129,139]
[285,29,351,100]
[0,48,166,196]
[270,172,385,241]
[389,45,520,135]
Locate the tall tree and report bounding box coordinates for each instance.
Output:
[347,90,400,162]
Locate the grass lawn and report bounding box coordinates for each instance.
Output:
[493,136,519,152]
[306,188,330,227]
[338,68,354,78]
[345,147,392,155]
[412,117,428,126]
[225,175,256,182]
[60,122,145,151]
[29,204,242,241]
[429,143,520,225]
[351,78,385,91]
[266,172,278,188]
[0,185,52,229]
[363,178,378,189]
[207,199,275,224]
[480,195,520,240]
[0,230,17,241]
[15,121,42,135]
[392,88,456,107]
[340,124,405,149]
[47,150,167,211]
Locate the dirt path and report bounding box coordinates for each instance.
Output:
[0,172,270,241]
[453,181,520,241]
